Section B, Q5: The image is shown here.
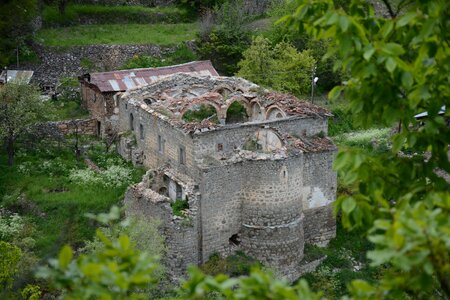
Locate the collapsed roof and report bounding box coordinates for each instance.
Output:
[122,73,332,133]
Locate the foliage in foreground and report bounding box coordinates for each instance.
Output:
[282,0,450,297]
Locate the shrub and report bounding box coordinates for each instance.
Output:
[171,199,189,217]
[68,165,133,188]
[0,211,24,242]
[200,251,261,276]
[0,241,22,289]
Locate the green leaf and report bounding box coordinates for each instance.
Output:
[401,71,414,88]
[118,235,130,250]
[328,85,343,100]
[380,21,393,39]
[58,245,73,270]
[342,197,356,214]
[382,43,405,56]
[363,45,375,61]
[397,12,416,27]
[385,57,397,73]
[339,15,350,32]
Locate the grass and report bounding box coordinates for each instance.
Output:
[42,4,192,27]
[45,99,89,121]
[0,139,145,257]
[36,23,199,47]
[122,44,198,69]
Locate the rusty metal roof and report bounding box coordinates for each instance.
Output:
[87,61,219,93]
[0,70,34,84]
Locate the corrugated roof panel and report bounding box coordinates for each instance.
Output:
[135,78,146,85]
[90,61,219,92]
[108,80,120,91]
[123,77,136,89]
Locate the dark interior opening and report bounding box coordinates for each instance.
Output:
[226,101,248,124]
[229,234,241,246]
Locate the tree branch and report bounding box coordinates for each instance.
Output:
[381,0,397,18]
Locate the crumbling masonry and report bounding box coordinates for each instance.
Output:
[117,73,337,281]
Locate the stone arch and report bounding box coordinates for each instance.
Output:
[214,86,233,98]
[250,101,265,122]
[181,101,220,123]
[243,128,284,152]
[225,97,251,124]
[266,105,286,120]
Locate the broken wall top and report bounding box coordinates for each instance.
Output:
[121,73,332,134]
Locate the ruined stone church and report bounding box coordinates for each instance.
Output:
[82,62,337,281]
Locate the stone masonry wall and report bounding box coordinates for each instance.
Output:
[124,174,200,281]
[193,117,328,158]
[35,118,98,136]
[199,156,305,281]
[21,44,172,88]
[118,99,201,180]
[302,151,337,245]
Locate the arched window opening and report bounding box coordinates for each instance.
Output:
[182,104,219,123]
[226,101,249,124]
[267,107,285,120]
[217,87,232,98]
[129,113,134,131]
[144,98,156,105]
[159,187,168,197]
[243,129,283,152]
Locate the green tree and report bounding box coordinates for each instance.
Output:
[281,0,450,297]
[0,84,45,166]
[0,0,37,67]
[197,0,252,75]
[0,241,22,291]
[237,36,316,95]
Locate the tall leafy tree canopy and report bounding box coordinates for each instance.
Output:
[0,84,44,166]
[281,0,450,297]
[0,0,37,66]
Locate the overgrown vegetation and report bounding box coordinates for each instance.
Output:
[170,199,189,217]
[197,0,252,75]
[182,104,218,123]
[302,224,381,298]
[36,23,199,46]
[42,4,191,27]
[122,44,198,69]
[0,138,145,296]
[200,251,261,277]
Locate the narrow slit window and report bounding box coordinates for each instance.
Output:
[129,113,134,131]
[179,146,186,165]
[158,135,164,154]
[139,124,144,140]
